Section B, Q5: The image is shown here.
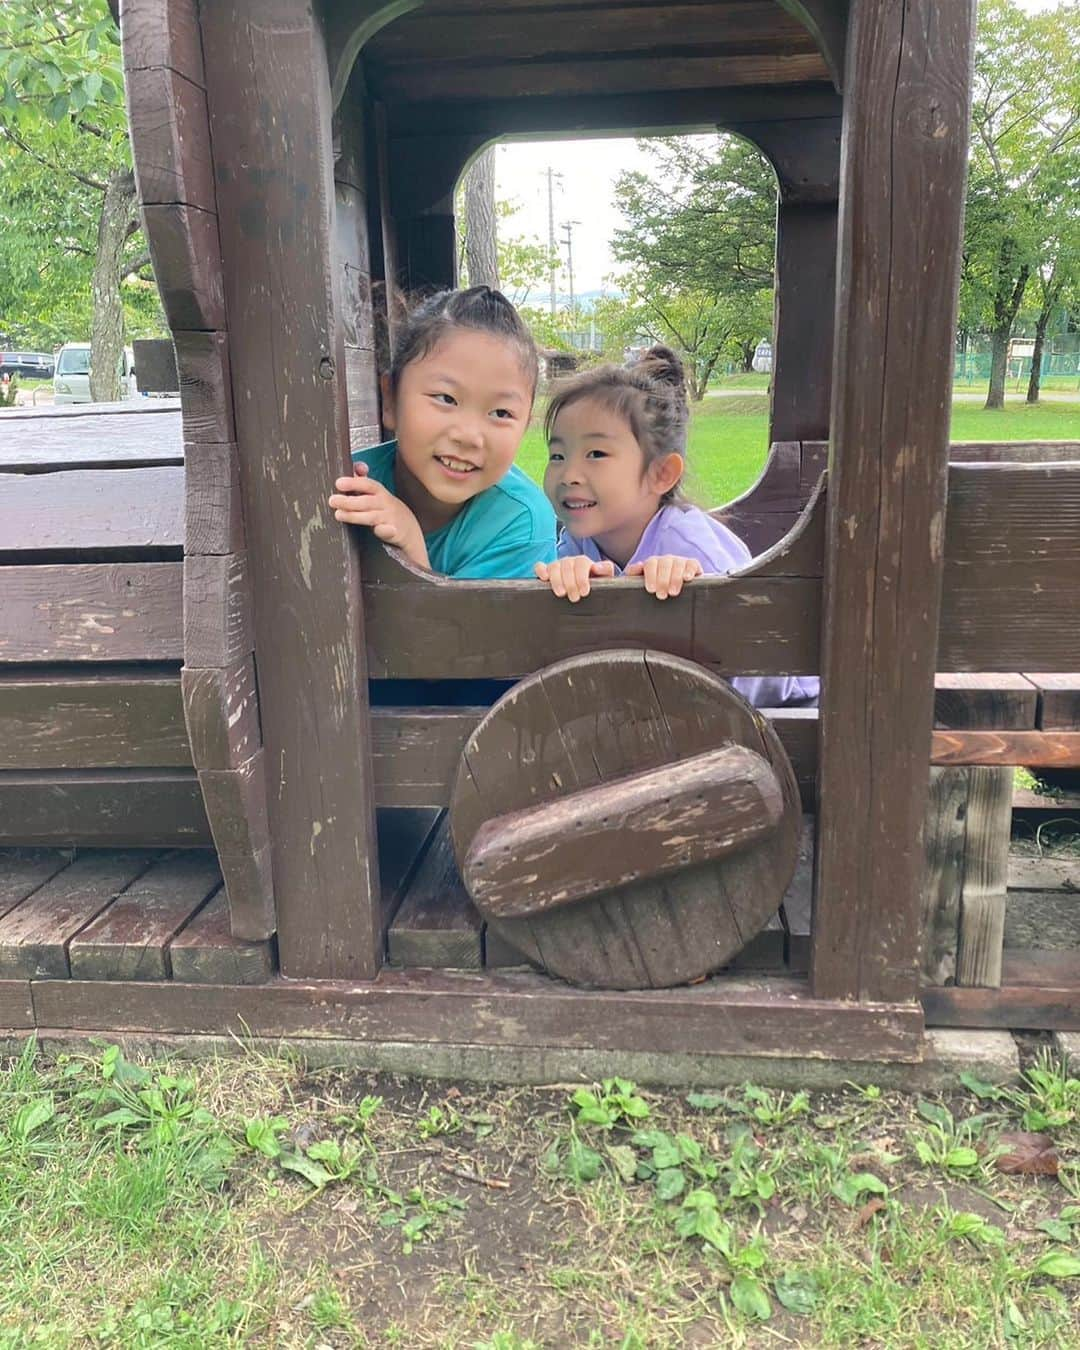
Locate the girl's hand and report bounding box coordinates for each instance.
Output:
[330,468,429,570]
[624,555,703,599]
[534,556,615,602]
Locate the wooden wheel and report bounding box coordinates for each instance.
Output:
[449,650,801,989]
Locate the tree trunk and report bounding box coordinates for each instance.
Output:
[90,169,137,403]
[985,327,1010,410]
[1026,312,1050,404]
[741,340,754,373]
[463,146,498,289]
[984,246,1029,410]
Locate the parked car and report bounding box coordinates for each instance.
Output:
[0,351,55,379]
[53,343,138,404]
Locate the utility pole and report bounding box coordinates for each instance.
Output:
[561,219,581,334]
[544,167,563,315]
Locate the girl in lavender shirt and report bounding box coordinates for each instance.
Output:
[534,346,818,708]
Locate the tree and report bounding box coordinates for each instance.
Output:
[612,135,776,302]
[963,0,1080,409]
[460,145,498,288]
[0,0,158,398]
[610,135,778,398]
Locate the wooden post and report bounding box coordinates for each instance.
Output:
[812,0,977,1002]
[727,116,841,445]
[199,0,382,978]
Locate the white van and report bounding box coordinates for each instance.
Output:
[54,343,138,404]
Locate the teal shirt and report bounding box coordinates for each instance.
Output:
[351,440,557,580]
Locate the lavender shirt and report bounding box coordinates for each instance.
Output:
[557,504,819,709]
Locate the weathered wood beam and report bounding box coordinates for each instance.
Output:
[812,0,977,1002]
[200,0,381,976]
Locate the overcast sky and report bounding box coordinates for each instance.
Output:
[493,0,1061,295]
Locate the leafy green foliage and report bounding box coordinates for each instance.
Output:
[0,0,163,351]
[609,135,777,398]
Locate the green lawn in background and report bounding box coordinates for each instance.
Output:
[518,391,1080,509]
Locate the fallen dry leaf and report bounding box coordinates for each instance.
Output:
[995,1131,1059,1176]
[856,1197,887,1228]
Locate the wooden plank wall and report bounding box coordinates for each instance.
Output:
[122,0,275,940]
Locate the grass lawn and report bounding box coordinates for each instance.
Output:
[517,395,1080,509]
[2,1040,1078,1347]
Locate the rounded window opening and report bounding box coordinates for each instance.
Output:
[448,134,782,528]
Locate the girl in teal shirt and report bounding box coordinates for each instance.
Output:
[329,286,557,579]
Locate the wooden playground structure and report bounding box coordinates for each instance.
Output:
[1,0,1078,1070]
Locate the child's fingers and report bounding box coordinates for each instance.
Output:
[590,560,616,578]
[547,565,569,599]
[624,562,644,576]
[331,476,382,502]
[534,562,551,581]
[352,461,370,478]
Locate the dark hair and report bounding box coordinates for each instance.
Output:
[544,345,691,505]
[389,285,539,397]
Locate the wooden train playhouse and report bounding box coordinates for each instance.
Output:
[1,0,1078,1072]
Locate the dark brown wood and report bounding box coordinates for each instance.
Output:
[769,202,836,443]
[131,339,180,395]
[776,0,849,88]
[184,442,245,554]
[362,486,824,679]
[376,807,443,934]
[450,651,801,989]
[373,53,830,103]
[0,772,209,847]
[463,744,785,921]
[181,660,259,770]
[1024,675,1080,731]
[125,66,216,210]
[370,2,820,66]
[0,850,155,978]
[1,565,183,663]
[183,553,253,668]
[141,206,226,332]
[0,850,73,921]
[386,85,842,143]
[1000,949,1080,987]
[0,405,182,473]
[922,980,1080,1032]
[0,467,183,555]
[948,441,1079,463]
[169,890,276,985]
[198,753,275,940]
[812,0,977,1002]
[931,732,1080,768]
[387,818,482,970]
[69,851,221,982]
[172,331,235,444]
[941,463,1080,672]
[121,0,205,85]
[370,707,484,807]
[367,704,821,812]
[202,0,383,979]
[0,671,189,770]
[29,971,925,1062]
[934,674,1038,730]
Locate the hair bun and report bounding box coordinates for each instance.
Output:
[632,344,688,410]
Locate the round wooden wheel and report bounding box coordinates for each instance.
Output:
[449,650,801,989]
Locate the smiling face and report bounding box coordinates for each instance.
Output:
[544,396,683,567]
[382,329,534,533]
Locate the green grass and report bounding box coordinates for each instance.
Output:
[518,395,1080,509]
[2,1040,1079,1348]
